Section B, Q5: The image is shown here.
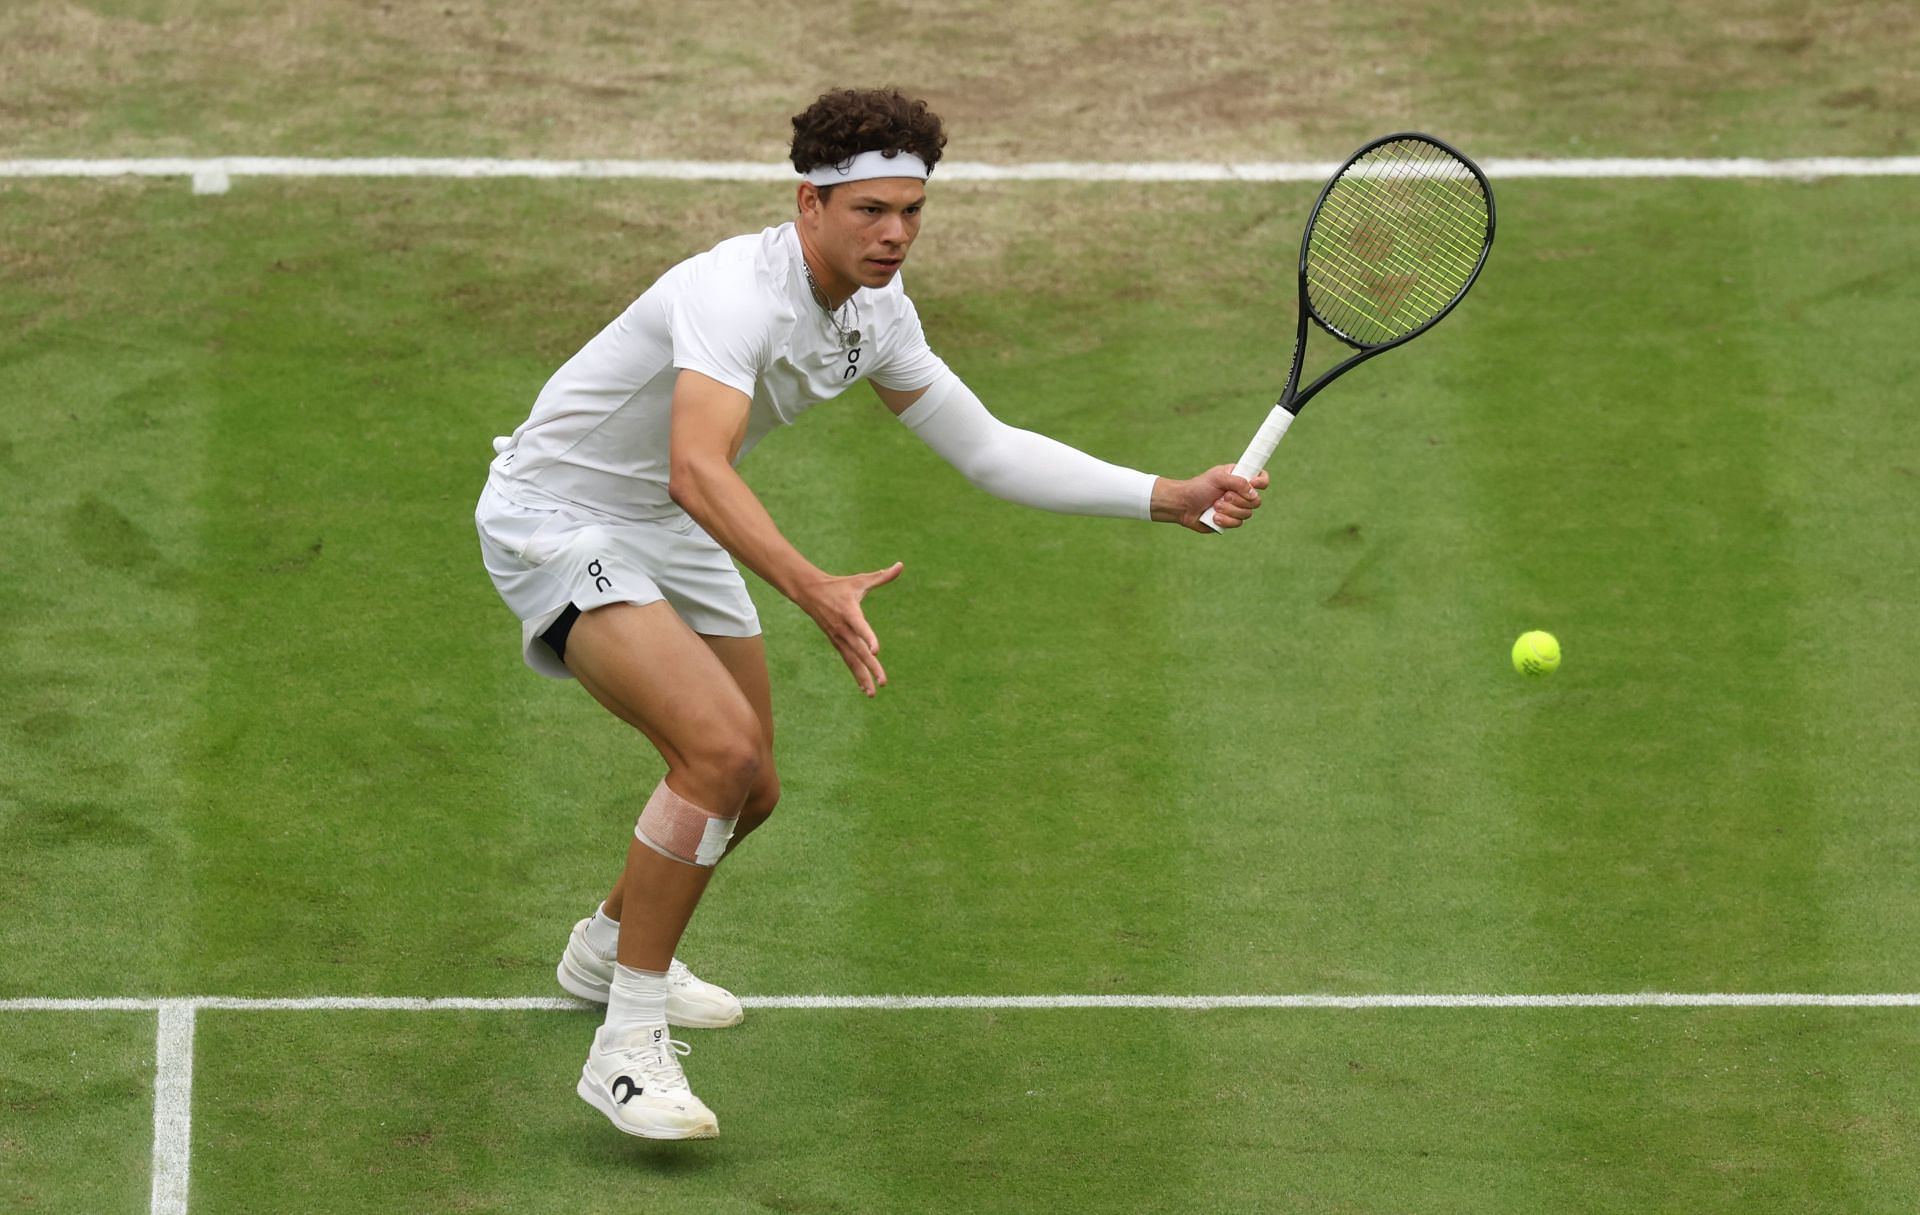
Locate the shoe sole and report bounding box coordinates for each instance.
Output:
[556,958,746,1030]
[670,1002,745,1030]
[556,956,612,1005]
[576,1070,718,1140]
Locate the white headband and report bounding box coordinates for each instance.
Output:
[802,150,931,187]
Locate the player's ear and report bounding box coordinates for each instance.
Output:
[797,181,822,221]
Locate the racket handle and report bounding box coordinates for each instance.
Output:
[1199,406,1294,533]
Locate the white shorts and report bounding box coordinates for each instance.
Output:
[475,476,760,679]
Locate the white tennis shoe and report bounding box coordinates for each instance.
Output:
[555,918,745,1028]
[577,1023,719,1140]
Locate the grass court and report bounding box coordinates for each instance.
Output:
[3,2,1919,1211]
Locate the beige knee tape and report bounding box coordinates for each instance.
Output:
[635,781,737,867]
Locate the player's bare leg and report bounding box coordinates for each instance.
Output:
[559,600,763,1139]
[565,634,776,1025]
[604,634,778,921]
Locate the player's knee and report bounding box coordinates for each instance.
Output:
[712,735,762,796]
[753,770,781,817]
[634,779,738,868]
[683,730,761,805]
[738,768,781,829]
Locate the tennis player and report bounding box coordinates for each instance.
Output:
[475,87,1267,1140]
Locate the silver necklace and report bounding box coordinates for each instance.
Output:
[801,257,861,349]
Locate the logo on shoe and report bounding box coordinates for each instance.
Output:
[611,1075,644,1105]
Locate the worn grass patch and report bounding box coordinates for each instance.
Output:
[2,0,1914,158]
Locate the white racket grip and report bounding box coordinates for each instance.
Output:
[1199,406,1294,532]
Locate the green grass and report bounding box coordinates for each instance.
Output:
[2,170,1919,1210]
[185,1007,1920,1214]
[0,1013,157,1211]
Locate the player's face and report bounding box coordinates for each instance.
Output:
[801,179,926,294]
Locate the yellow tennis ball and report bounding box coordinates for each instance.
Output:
[1512,630,1561,676]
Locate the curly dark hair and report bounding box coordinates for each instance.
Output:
[789,88,947,186]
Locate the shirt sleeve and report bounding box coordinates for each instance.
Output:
[868,291,950,392]
[665,263,774,397]
[897,371,1156,521]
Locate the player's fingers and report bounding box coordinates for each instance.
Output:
[1213,500,1253,522]
[1214,471,1260,505]
[830,600,881,656]
[838,639,877,697]
[1251,469,1271,490]
[860,561,904,591]
[846,619,887,688]
[852,634,887,690]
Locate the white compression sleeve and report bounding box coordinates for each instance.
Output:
[894,372,1156,520]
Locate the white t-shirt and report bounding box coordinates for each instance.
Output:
[487,222,948,521]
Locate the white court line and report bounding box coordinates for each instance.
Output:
[3,157,1920,184]
[2,997,172,1012]
[8,992,1920,1012]
[150,1001,195,1215]
[739,992,1920,1009]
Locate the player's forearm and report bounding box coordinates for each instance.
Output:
[667,460,825,603]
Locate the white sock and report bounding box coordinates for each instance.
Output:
[603,964,669,1038]
[584,903,620,959]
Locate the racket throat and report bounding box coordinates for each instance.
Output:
[1276,302,1311,414]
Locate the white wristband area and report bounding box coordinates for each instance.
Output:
[897,372,1155,521]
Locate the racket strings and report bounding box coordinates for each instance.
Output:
[1309,157,1484,339]
[1322,142,1488,268]
[1305,138,1489,346]
[1330,145,1486,248]
[1311,177,1483,330]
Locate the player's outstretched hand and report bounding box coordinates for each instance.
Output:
[797,561,903,697]
[1152,467,1270,532]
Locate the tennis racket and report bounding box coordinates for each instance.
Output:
[1201,132,1495,531]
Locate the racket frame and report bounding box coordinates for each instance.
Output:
[1200,131,1496,532]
